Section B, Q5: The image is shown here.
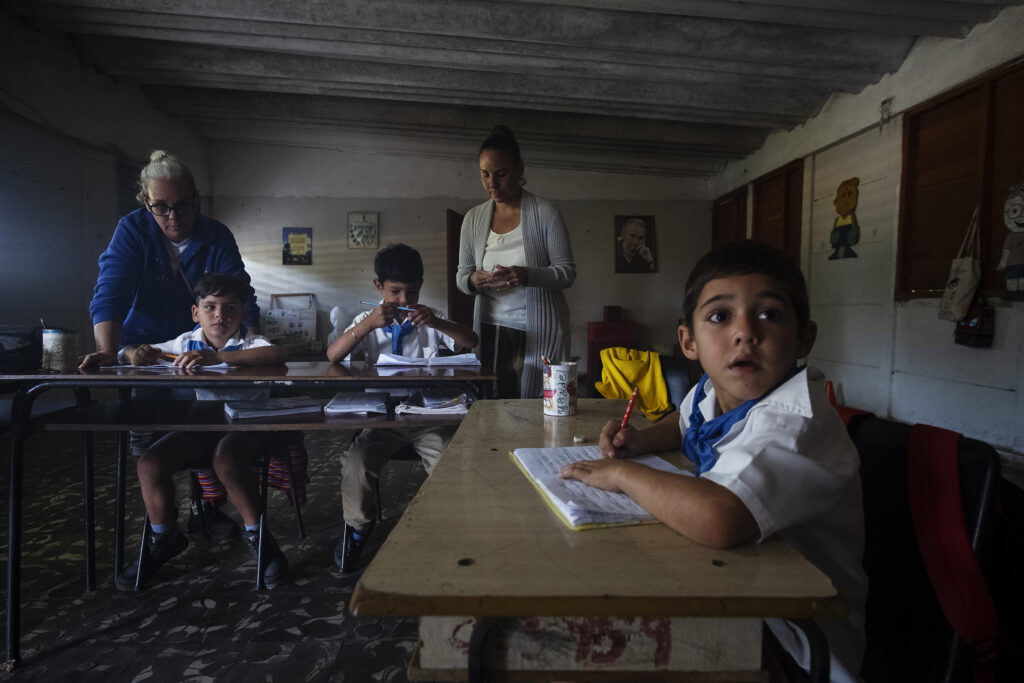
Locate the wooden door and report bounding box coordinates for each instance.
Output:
[446,209,475,327]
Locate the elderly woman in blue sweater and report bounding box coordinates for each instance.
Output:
[81,150,258,368]
[456,126,576,398]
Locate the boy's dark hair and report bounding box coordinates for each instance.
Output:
[479,124,521,164]
[193,273,249,305]
[683,240,810,329]
[374,243,423,284]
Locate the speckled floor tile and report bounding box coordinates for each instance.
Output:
[1,429,429,681]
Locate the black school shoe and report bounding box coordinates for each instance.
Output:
[115,526,189,590]
[334,522,374,574]
[187,504,241,540]
[241,528,289,589]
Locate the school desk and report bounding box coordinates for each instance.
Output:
[1,361,495,671]
[349,398,846,681]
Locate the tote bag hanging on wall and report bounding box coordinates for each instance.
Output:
[938,207,982,322]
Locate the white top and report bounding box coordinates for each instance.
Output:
[150,327,272,401]
[679,366,867,683]
[343,308,458,364]
[480,226,528,330]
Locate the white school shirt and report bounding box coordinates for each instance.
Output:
[145,327,273,401]
[479,225,528,330]
[679,366,867,683]
[343,308,458,364]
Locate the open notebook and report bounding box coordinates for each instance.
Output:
[511,445,687,530]
[375,352,480,366]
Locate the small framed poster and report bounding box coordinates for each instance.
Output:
[282,227,313,265]
[614,215,657,273]
[348,212,379,249]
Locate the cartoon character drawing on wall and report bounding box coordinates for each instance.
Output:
[829,177,860,260]
[996,183,1024,299]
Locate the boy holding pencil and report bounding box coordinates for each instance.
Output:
[107,273,292,590]
[560,241,867,682]
[326,243,478,573]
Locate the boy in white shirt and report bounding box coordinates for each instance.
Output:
[327,243,478,573]
[107,274,291,590]
[560,240,867,682]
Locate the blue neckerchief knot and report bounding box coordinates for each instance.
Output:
[186,324,246,352]
[683,374,760,476]
[386,318,415,354]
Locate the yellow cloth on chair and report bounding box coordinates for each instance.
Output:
[594,347,673,422]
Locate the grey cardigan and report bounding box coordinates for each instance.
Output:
[456,189,576,398]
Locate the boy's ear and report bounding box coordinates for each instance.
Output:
[796,321,818,359]
[373,278,383,292]
[678,324,699,361]
[191,304,200,324]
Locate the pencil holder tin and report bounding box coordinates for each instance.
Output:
[41,327,78,372]
[543,361,577,416]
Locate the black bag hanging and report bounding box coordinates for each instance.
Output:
[953,292,995,348]
[0,324,43,372]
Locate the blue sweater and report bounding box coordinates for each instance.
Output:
[89,208,259,346]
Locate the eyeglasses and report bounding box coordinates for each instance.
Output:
[147,202,196,217]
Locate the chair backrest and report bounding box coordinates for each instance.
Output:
[658,354,690,413]
[852,416,1001,682]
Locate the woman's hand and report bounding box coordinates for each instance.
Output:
[489,265,528,291]
[79,349,117,369]
[469,269,496,291]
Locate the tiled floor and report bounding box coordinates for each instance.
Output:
[0,429,426,681]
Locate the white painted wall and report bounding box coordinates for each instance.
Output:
[212,141,708,373]
[713,6,1024,454]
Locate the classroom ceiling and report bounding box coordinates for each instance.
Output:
[5,0,1020,178]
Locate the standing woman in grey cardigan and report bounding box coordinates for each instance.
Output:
[456,125,576,398]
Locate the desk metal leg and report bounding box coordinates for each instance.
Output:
[467,617,501,683]
[3,388,32,671]
[4,435,24,671]
[82,432,96,592]
[114,431,128,578]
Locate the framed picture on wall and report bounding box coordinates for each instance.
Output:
[348,212,379,249]
[282,227,313,265]
[614,215,657,273]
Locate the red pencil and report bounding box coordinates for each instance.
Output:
[619,386,638,431]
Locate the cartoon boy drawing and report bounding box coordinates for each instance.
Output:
[829,178,860,260]
[997,183,1024,299]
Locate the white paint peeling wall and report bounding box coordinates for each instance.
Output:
[713,6,1024,453]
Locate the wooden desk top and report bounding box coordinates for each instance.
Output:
[1,361,493,385]
[350,399,846,620]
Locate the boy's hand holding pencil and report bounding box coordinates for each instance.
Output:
[128,344,161,365]
[599,389,644,459]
